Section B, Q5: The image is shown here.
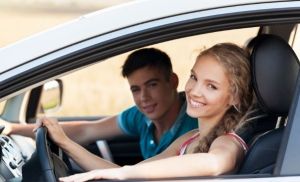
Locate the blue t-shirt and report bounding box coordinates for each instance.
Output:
[117,94,198,159]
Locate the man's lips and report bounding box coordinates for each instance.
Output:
[142,104,156,113]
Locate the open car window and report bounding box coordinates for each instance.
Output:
[46,27,259,117]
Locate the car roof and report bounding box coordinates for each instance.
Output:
[0,0,283,74]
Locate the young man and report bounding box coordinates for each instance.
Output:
[1,48,198,159]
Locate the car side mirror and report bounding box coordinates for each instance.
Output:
[40,79,63,114]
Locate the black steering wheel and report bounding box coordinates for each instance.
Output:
[22,126,70,182]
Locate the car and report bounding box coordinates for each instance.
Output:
[1,0,300,181]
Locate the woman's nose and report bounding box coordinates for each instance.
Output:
[189,83,203,98]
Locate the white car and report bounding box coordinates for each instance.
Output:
[1,0,300,181]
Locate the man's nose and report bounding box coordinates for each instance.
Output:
[140,88,150,101]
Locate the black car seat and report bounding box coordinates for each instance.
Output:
[238,34,300,174]
[236,107,278,145]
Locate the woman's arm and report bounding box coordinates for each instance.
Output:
[123,135,243,178]
[59,135,244,181]
[138,130,197,163]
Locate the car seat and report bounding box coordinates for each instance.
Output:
[238,34,300,174]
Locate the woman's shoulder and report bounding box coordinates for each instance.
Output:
[184,129,199,138]
[159,129,199,156]
[212,132,248,153]
[175,129,199,145]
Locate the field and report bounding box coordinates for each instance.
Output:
[0,4,258,117]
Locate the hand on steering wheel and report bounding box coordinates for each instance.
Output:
[22,126,70,182]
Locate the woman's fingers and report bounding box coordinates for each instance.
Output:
[59,171,99,182]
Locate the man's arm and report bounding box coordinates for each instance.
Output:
[62,116,125,145]
[0,116,125,145]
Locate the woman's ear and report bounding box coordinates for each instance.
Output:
[170,73,179,89]
[230,95,240,109]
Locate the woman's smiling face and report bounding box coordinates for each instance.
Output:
[185,55,233,122]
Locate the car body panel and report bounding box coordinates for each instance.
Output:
[0,0,293,74]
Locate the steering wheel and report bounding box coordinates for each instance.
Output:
[22,126,70,182]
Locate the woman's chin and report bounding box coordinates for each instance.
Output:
[186,109,201,118]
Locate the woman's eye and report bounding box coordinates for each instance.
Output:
[207,84,217,90]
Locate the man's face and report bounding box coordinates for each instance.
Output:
[127,66,177,122]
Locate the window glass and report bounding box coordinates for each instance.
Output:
[291,24,300,60]
[0,101,6,115]
[51,27,259,117]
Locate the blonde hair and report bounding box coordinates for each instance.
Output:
[193,43,253,153]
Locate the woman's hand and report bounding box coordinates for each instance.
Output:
[34,117,70,147]
[59,170,102,182]
[59,167,127,182]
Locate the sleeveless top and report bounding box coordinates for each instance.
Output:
[178,131,248,155]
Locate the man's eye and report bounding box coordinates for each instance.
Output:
[131,88,140,93]
[189,74,197,81]
[149,83,157,87]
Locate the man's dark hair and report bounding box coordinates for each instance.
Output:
[122,48,173,80]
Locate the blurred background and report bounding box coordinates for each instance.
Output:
[0,0,132,47]
[0,0,135,116]
[0,0,258,117]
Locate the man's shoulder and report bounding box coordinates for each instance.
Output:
[120,105,147,123]
[122,105,142,115]
[118,106,148,135]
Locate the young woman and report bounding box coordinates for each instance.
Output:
[37,43,253,182]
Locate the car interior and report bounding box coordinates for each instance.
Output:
[1,22,300,181]
[19,33,300,182]
[238,34,300,174]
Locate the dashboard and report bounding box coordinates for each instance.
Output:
[0,135,24,180]
[0,130,36,182]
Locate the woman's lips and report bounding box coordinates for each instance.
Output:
[189,99,205,108]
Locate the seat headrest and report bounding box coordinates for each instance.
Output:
[250,34,299,116]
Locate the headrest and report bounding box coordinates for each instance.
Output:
[250,34,299,116]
